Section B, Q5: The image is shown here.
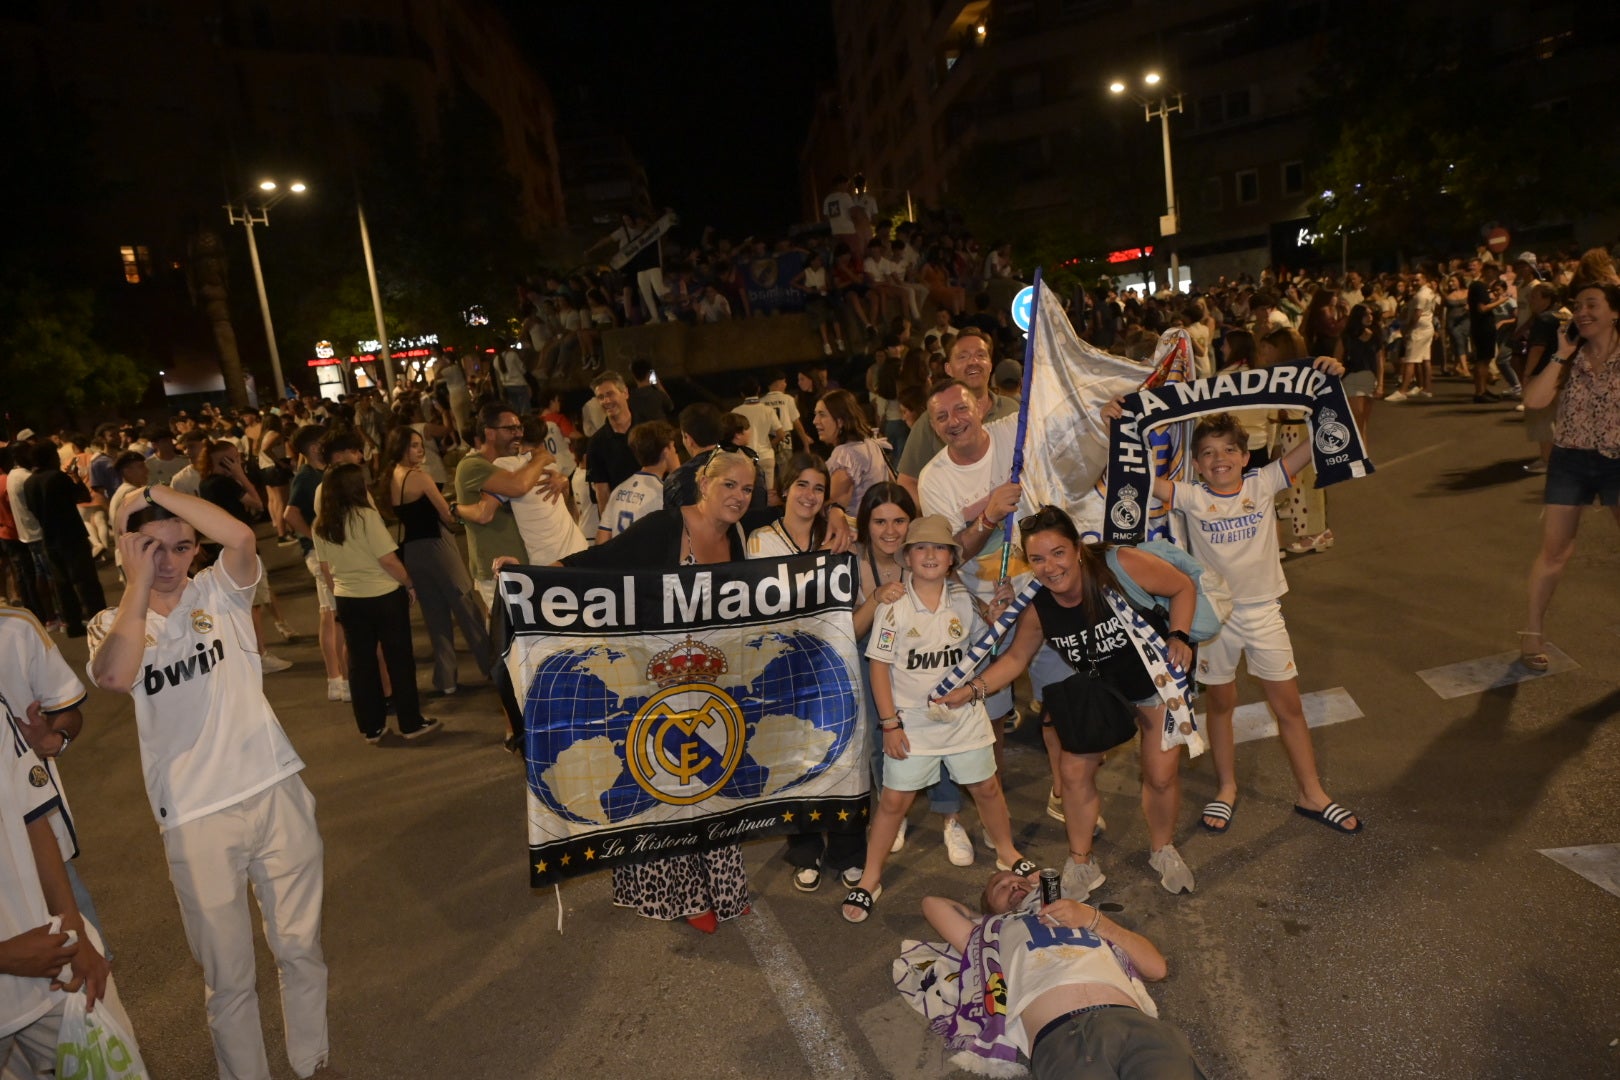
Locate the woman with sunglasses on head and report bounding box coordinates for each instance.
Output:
[934,505,1200,900]
[558,449,759,933]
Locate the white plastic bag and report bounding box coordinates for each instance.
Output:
[55,990,149,1080]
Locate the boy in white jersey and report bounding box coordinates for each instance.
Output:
[919,870,1206,1078]
[87,485,337,1078]
[843,516,1030,924]
[1152,393,1362,837]
[597,421,677,545]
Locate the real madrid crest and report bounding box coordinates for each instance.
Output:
[28,765,48,788]
[947,616,964,641]
[627,638,745,806]
[191,609,215,634]
[1110,484,1142,531]
[1314,408,1351,455]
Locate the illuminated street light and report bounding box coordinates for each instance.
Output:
[226,177,309,402]
[975,23,986,38]
[1107,71,1184,292]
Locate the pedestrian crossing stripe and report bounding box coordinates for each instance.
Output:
[1197,687,1363,746]
[1539,845,1620,900]
[1416,644,1578,700]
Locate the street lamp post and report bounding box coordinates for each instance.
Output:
[225,179,306,403]
[1110,73,1184,293]
[356,202,394,392]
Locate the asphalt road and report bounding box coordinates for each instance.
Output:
[48,378,1620,1079]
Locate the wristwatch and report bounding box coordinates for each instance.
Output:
[1166,629,1192,645]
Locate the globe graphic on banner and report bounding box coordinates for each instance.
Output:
[524,630,855,826]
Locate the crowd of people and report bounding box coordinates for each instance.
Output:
[0,233,1614,1076]
[513,194,1022,382]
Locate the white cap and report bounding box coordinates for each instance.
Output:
[13,428,34,441]
[1516,251,1537,266]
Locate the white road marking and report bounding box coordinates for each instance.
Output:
[1539,845,1620,899]
[1416,644,1578,699]
[1375,440,1453,469]
[737,898,865,1080]
[1197,687,1363,745]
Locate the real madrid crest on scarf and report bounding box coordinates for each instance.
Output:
[1104,360,1374,544]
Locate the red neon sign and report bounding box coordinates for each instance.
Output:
[1107,246,1154,264]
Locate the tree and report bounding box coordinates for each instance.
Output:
[0,277,147,424]
[1304,5,1618,258]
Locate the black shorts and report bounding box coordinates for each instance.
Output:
[1031,1005,1207,1080]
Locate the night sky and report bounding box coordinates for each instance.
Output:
[503,1,836,238]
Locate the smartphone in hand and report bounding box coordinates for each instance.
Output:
[1564,321,1582,345]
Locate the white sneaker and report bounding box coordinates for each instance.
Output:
[336,679,351,702]
[260,652,293,673]
[1060,856,1106,901]
[1383,390,1408,402]
[1046,789,1065,822]
[1412,388,1433,399]
[1149,844,1196,894]
[890,818,908,854]
[942,819,974,866]
[982,827,998,855]
[327,678,345,701]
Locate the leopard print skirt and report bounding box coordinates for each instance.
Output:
[611,844,750,922]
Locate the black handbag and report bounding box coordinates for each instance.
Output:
[1042,637,1140,756]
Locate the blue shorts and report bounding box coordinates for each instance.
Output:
[882,744,996,792]
[1545,446,1620,507]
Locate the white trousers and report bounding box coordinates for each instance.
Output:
[161,775,328,1080]
[636,267,667,323]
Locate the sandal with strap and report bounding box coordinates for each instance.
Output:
[1294,802,1363,834]
[1516,631,1550,672]
[1200,800,1236,833]
[792,866,822,892]
[841,884,882,924]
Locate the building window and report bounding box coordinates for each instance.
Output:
[119,245,151,284]
[1281,161,1304,195]
[1202,177,1223,212]
[1225,88,1252,122]
[1236,169,1259,204]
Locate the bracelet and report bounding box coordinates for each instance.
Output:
[53,731,71,754]
[142,486,158,507]
[880,719,903,731]
[1166,629,1192,645]
[971,676,988,703]
[1086,905,1102,933]
[978,512,999,531]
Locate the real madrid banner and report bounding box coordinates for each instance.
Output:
[1104,360,1374,545]
[496,554,869,886]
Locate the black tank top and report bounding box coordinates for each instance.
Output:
[393,493,441,544]
[1031,587,1158,703]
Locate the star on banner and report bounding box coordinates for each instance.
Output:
[782,811,794,822]
[584,848,596,861]
[535,861,547,874]
[560,854,571,866]
[837,809,850,821]
[809,810,822,822]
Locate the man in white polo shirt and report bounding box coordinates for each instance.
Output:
[87,485,336,1079]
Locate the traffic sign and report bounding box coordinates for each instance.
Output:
[1011,286,1034,332]
[1485,226,1511,255]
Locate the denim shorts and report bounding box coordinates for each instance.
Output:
[1545,445,1620,507]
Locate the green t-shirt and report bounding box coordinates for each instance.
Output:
[455,453,526,580]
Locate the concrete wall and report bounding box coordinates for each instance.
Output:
[580,315,836,389]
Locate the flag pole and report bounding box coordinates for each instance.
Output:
[1000,267,1042,581]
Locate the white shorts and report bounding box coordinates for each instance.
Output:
[304,550,334,612]
[882,744,997,791]
[1196,599,1297,684]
